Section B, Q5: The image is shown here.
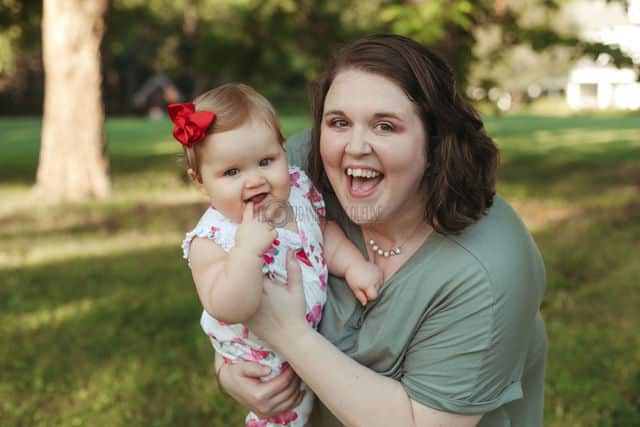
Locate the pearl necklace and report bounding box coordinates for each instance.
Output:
[366,221,428,258]
[368,238,402,257]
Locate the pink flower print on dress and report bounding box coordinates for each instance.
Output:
[249,348,272,362]
[210,203,216,210]
[232,337,245,345]
[289,170,301,188]
[262,239,280,265]
[299,230,308,247]
[306,186,325,217]
[305,302,323,328]
[278,361,289,372]
[295,248,312,267]
[210,225,220,238]
[266,409,298,425]
[242,326,250,339]
[246,420,268,427]
[319,273,327,291]
[217,319,228,326]
[207,333,217,341]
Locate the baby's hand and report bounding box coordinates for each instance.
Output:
[345,261,383,306]
[235,202,278,257]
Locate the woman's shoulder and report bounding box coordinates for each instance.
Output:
[284,129,311,170]
[437,194,545,300]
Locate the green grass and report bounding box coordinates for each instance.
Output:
[1,112,639,426]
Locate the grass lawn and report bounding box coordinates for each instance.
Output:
[1,112,639,426]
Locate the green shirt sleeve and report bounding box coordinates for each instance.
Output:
[400,260,525,414]
[284,129,311,171]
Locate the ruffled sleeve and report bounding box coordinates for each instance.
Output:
[182,207,238,267]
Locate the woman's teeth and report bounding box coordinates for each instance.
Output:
[346,168,381,178]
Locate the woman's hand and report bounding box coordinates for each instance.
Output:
[216,356,305,419]
[246,250,310,354]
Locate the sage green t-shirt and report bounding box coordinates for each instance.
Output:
[285,130,547,427]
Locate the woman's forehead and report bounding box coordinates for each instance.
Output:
[324,69,415,116]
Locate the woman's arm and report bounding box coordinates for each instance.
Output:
[246,252,482,427]
[214,352,305,418]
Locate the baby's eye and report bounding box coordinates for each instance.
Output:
[224,168,239,177]
[259,158,272,167]
[375,122,394,133]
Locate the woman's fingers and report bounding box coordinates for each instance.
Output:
[260,365,298,398]
[268,374,302,408]
[239,361,271,380]
[266,390,305,418]
[249,366,303,418]
[285,250,303,291]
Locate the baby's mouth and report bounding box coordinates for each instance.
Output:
[247,193,268,205]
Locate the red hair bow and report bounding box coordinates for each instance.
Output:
[168,103,216,147]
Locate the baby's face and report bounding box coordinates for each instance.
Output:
[197,119,290,222]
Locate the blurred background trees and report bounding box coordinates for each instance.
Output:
[37,0,110,200]
[0,0,635,198]
[1,0,634,116]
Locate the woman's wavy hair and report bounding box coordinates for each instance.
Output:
[307,34,499,235]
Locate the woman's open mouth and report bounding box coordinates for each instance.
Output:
[346,167,383,198]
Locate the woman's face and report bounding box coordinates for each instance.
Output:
[319,69,428,225]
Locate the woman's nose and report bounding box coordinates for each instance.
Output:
[345,128,372,155]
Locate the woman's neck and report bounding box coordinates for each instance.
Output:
[361,207,428,248]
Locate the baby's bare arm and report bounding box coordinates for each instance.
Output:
[321,219,364,278]
[322,219,383,305]
[189,237,264,324]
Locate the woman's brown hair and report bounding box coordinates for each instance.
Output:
[307,34,499,234]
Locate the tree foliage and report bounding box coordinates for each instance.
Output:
[0,0,636,114]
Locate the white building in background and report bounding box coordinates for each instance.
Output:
[566,0,640,110]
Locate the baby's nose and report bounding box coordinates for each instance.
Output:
[245,171,266,188]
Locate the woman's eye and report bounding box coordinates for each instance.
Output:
[375,122,394,132]
[259,158,272,167]
[224,168,239,177]
[330,118,349,128]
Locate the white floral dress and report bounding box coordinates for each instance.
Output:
[182,166,327,427]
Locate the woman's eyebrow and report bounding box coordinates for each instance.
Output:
[323,109,345,116]
[372,112,403,121]
[323,110,404,121]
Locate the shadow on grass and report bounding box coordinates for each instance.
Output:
[0,198,208,242]
[0,245,246,427]
[0,152,181,186]
[485,114,640,140]
[495,116,640,199]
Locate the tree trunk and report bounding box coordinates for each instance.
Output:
[37,0,110,200]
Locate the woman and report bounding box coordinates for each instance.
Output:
[215,34,546,427]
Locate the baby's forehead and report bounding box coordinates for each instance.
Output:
[202,128,282,163]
